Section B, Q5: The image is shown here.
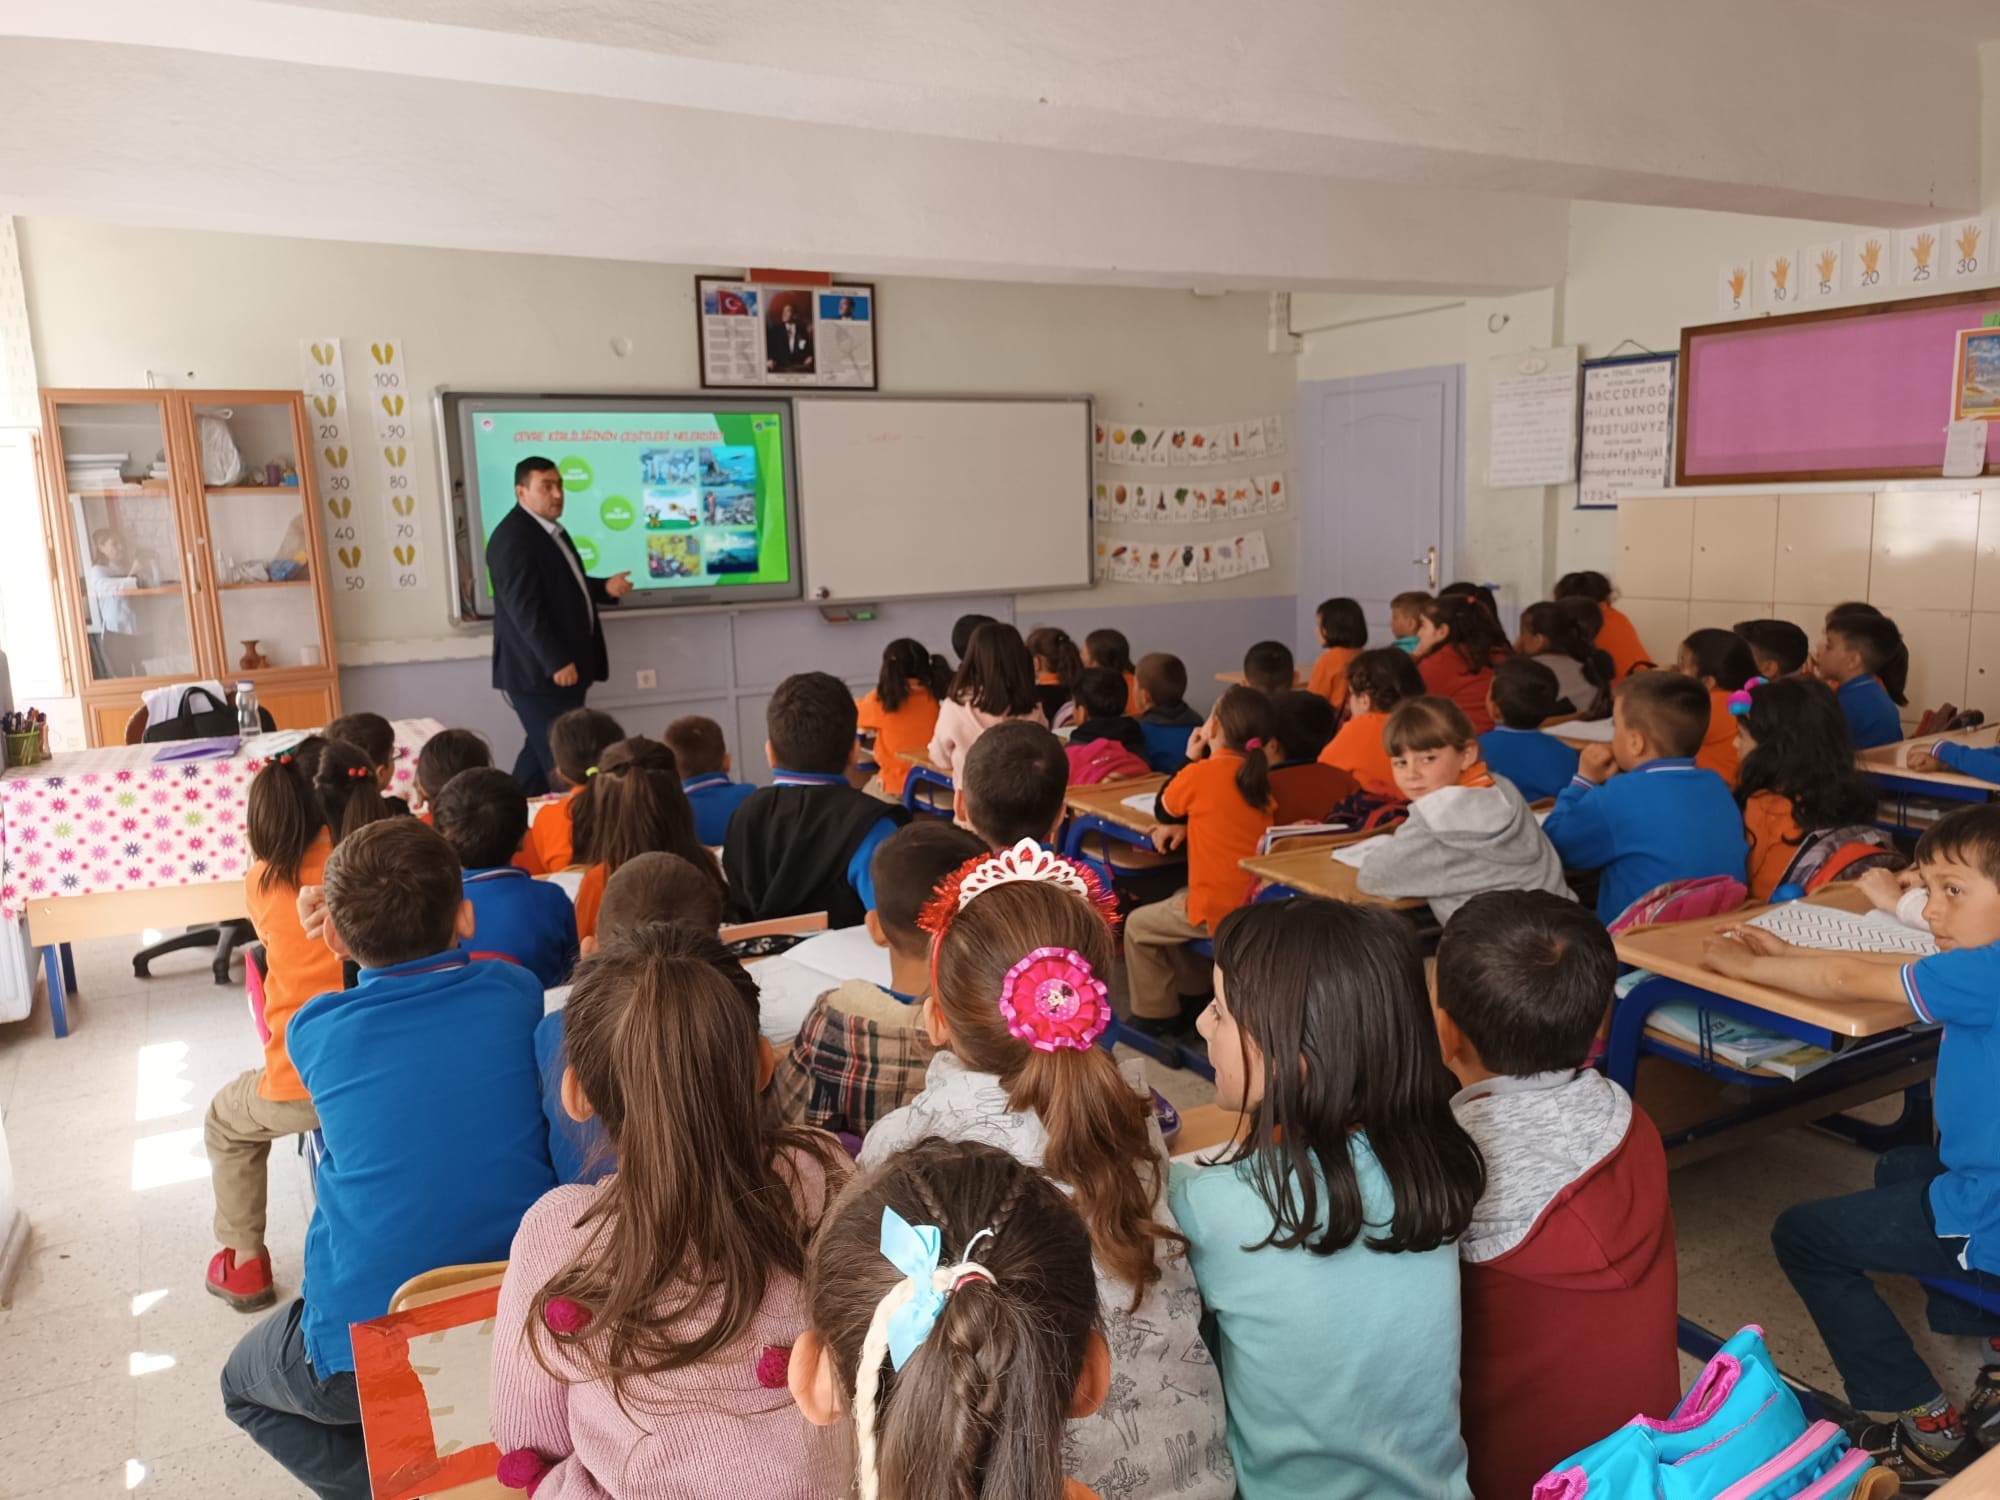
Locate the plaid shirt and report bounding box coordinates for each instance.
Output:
[770,980,937,1136]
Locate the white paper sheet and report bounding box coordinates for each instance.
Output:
[1543,719,1615,743]
[1122,791,1162,815]
[1329,837,1388,869]
[1945,419,1988,478]
[1745,903,1937,956]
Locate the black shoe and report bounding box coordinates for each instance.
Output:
[1965,1366,2000,1446]
[1852,1414,1978,1490]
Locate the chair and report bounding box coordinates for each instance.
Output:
[379,1261,512,1500]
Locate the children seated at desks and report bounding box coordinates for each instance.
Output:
[205,737,388,1312]
[1701,804,2000,1484]
[1356,697,1571,918]
[929,620,1048,782]
[1268,690,1357,825]
[956,720,1070,849]
[1308,596,1367,707]
[537,853,727,1182]
[1028,624,1085,723]
[861,848,1232,1500]
[1242,638,1296,695]
[854,636,950,801]
[1736,616,1812,679]
[1173,899,1481,1500]
[1542,671,1749,924]
[1319,646,1425,801]
[1063,667,1151,784]
[432,766,579,987]
[494,923,849,1498]
[1126,686,1276,1038]
[527,707,625,871]
[1416,595,1509,733]
[571,736,727,940]
[790,1138,1113,1500]
[1480,657,1581,802]
[1734,676,1882,902]
[1134,650,1203,770]
[1816,604,1909,751]
[1555,569,1653,680]
[1515,599,1612,718]
[222,818,555,1498]
[411,726,489,820]
[663,713,757,846]
[324,710,410,814]
[773,820,986,1135]
[1434,891,1679,1499]
[1390,589,1432,653]
[1674,627,1757,786]
[1084,626,1140,713]
[950,610,996,664]
[728,673,909,927]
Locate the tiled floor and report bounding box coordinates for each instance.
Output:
[0,939,1989,1497]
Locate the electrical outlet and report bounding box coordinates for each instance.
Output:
[635,668,657,690]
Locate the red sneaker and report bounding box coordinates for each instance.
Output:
[206,1248,276,1311]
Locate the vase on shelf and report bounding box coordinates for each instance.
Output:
[239,640,269,671]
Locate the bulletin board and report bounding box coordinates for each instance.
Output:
[1677,287,2000,484]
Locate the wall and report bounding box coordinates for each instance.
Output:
[15,220,1297,764]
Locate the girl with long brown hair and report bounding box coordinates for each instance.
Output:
[568,736,726,940]
[929,621,1048,781]
[491,921,850,1497]
[860,846,1233,1500]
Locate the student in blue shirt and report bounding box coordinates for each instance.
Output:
[1542,671,1747,923]
[1703,804,2000,1486]
[220,818,554,1500]
[431,765,578,988]
[663,714,758,847]
[1479,656,1582,803]
[1815,606,1908,750]
[954,719,1070,849]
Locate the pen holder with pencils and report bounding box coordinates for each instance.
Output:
[4,729,42,767]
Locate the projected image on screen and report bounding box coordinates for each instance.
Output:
[468,407,792,597]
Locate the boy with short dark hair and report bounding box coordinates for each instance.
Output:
[1704,804,2000,1483]
[1268,690,1356,824]
[1436,890,1678,1500]
[220,818,553,1497]
[1816,610,1908,749]
[528,707,624,871]
[325,711,409,813]
[664,713,757,846]
[772,820,986,1135]
[1480,656,1581,802]
[1541,671,1747,922]
[1135,651,1202,771]
[413,727,491,818]
[432,766,578,988]
[957,720,1070,848]
[724,672,908,927]
[1242,640,1295,696]
[1735,617,1811,679]
[1064,667,1151,784]
[1391,590,1434,653]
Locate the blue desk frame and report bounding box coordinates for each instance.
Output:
[899,763,956,818]
[39,940,76,1038]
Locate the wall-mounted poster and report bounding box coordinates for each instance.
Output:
[1953,327,2000,420]
[697,276,877,390]
[1576,353,1676,509]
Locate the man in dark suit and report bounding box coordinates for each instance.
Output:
[765,301,814,373]
[487,455,633,794]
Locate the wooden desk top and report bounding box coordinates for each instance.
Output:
[1063,775,1169,834]
[1857,728,2000,793]
[1239,839,1426,909]
[896,748,949,776]
[1612,884,1916,1040]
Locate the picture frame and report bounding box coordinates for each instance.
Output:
[695,275,879,392]
[1953,326,2000,421]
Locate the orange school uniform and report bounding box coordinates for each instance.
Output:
[1308,646,1360,708]
[529,788,581,871]
[1320,711,1401,801]
[245,831,344,1103]
[855,684,942,797]
[1696,688,1740,788]
[1598,606,1653,682]
[574,862,607,943]
[1159,751,1276,928]
[1742,790,1802,902]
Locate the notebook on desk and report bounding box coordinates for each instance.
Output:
[1745,902,1936,956]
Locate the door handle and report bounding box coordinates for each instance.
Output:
[1411,546,1438,590]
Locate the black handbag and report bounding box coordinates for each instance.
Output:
[141,686,238,742]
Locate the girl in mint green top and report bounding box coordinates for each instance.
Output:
[1168,897,1484,1500]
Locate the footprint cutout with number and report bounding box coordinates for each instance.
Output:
[383,445,407,467]
[370,341,395,366]
[338,546,362,569]
[313,395,338,418]
[380,394,404,417]
[394,544,415,566]
[311,342,336,367]
[323,445,348,469]
[392,493,415,516]
[328,496,352,518]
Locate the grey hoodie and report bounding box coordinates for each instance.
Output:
[1355,774,1572,920]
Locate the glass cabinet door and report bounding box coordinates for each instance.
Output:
[49,396,202,684]
[191,397,330,677]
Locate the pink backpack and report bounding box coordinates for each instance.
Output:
[1608,875,1749,936]
[1065,738,1152,786]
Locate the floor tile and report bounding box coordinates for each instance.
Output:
[0,1375,138,1491]
[137,1435,312,1499]
[5,1221,145,1317]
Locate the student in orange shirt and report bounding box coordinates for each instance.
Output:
[204,738,394,1310]
[1307,597,1368,708]
[414,727,545,873]
[1556,570,1654,682]
[1675,627,1757,788]
[526,708,624,872]
[1083,627,1141,714]
[1320,647,1426,800]
[570,736,727,941]
[1734,676,1882,901]
[855,637,951,800]
[1124,686,1277,1037]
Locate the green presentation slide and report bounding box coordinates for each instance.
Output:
[470,407,791,592]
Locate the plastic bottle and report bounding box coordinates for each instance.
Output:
[234,681,260,739]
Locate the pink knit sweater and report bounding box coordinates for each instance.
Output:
[489,1149,849,1498]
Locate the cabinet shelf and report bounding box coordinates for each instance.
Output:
[207,486,304,497]
[115,585,185,597]
[70,484,169,498]
[217,579,312,591]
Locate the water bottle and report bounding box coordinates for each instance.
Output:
[235,681,260,740]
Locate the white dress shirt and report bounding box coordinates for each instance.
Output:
[529,508,594,614]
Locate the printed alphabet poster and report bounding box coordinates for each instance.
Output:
[1577,355,1676,509]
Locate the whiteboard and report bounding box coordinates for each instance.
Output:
[795,397,1092,602]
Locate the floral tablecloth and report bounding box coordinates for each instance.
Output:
[0,719,440,920]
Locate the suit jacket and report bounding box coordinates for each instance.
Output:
[487,504,614,693]
[766,318,813,371]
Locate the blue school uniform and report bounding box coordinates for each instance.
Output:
[1901,944,2000,1274]
[460,866,578,988]
[1932,740,2000,783]
[285,952,554,1374]
[682,772,758,847]
[1478,727,1581,803]
[533,1009,611,1186]
[1837,674,1904,750]
[1542,757,1748,923]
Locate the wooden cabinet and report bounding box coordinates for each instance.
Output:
[38,390,341,744]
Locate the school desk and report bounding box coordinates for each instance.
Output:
[1060,774,1182,884]
[1237,839,1428,910]
[894,748,955,816]
[0,718,441,1037]
[1856,728,2000,839]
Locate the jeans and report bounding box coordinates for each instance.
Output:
[1772,1145,2000,1412]
[220,1299,369,1500]
[504,682,590,796]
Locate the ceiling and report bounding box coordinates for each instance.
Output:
[0,0,1992,293]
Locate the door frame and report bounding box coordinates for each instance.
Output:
[1295,364,1465,648]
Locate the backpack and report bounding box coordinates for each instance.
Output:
[1776,824,1900,894]
[1607,874,1748,935]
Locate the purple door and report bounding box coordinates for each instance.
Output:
[1296,367,1463,651]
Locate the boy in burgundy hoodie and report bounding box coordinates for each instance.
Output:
[1433,890,1680,1499]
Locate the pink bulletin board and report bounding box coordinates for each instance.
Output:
[1677,288,2000,484]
